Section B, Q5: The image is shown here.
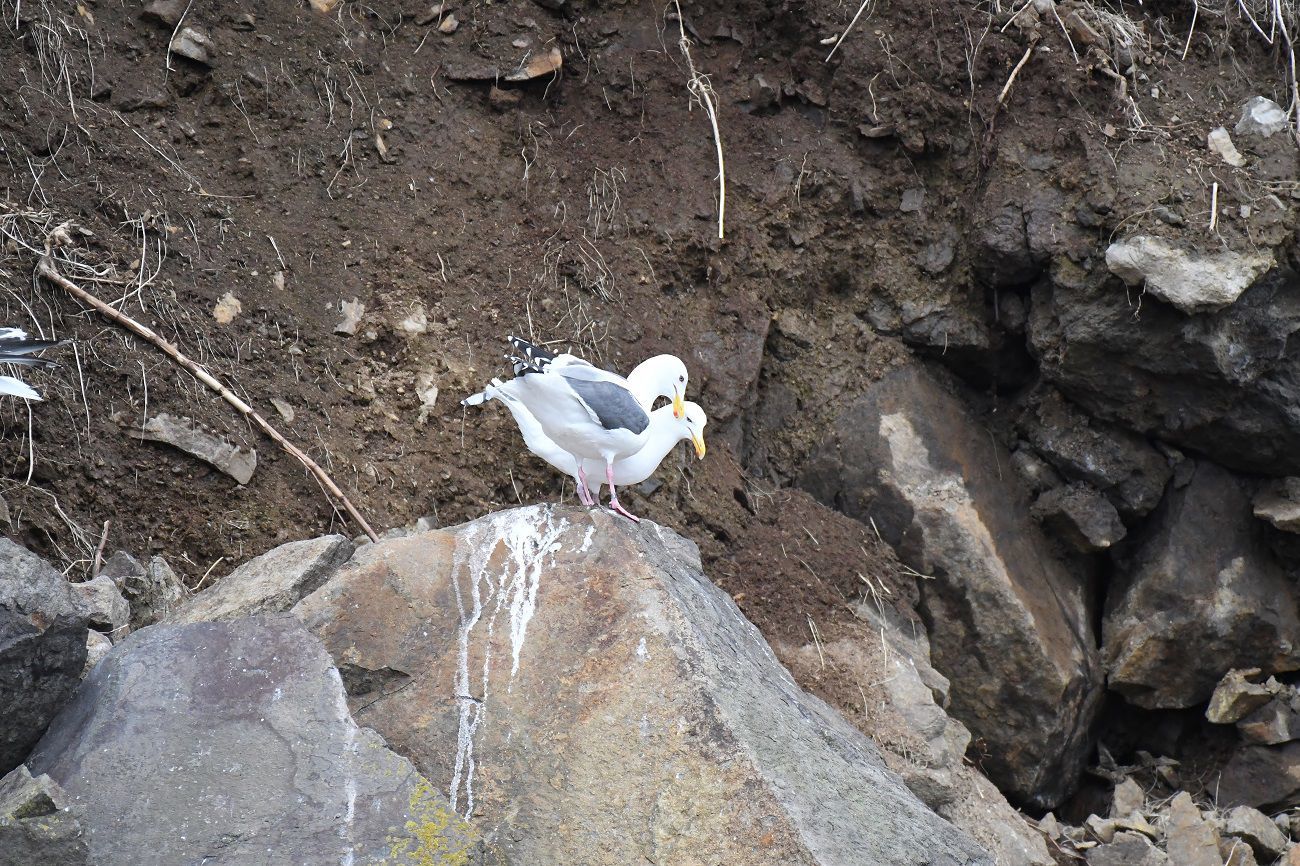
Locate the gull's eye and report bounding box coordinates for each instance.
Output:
[678,375,685,383]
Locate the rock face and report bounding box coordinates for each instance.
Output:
[1029,265,1300,476]
[27,616,493,866]
[797,363,1102,809]
[0,764,89,865]
[1031,483,1127,552]
[1254,478,1300,533]
[0,540,88,776]
[1103,462,1300,709]
[1105,235,1271,313]
[1217,742,1300,810]
[171,535,353,623]
[295,505,992,866]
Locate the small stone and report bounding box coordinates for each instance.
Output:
[899,187,925,213]
[1254,478,1300,533]
[1039,812,1063,839]
[747,74,780,112]
[134,414,256,486]
[309,0,341,11]
[1031,483,1127,552]
[1238,697,1300,745]
[1167,792,1222,866]
[1207,668,1275,724]
[1208,126,1246,167]
[1222,839,1259,866]
[142,0,185,27]
[504,46,562,81]
[231,12,255,30]
[1237,96,1289,138]
[83,630,111,676]
[1085,830,1169,866]
[438,13,458,33]
[1087,814,1119,843]
[1225,805,1290,860]
[1290,844,1300,866]
[1153,206,1184,227]
[396,307,428,336]
[269,398,295,424]
[1112,777,1145,818]
[169,26,212,66]
[334,298,365,335]
[212,292,241,324]
[68,575,129,637]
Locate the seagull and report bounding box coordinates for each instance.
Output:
[472,337,690,521]
[466,378,706,500]
[0,328,59,400]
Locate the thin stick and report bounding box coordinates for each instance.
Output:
[37,236,380,542]
[998,37,1038,106]
[824,0,872,62]
[1182,0,1199,61]
[672,1,726,239]
[91,519,110,578]
[1209,181,1219,234]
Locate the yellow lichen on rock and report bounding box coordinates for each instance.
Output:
[381,779,473,866]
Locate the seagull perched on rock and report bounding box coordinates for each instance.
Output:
[0,328,59,400]
[467,336,690,521]
[465,378,707,500]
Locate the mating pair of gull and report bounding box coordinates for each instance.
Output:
[463,336,706,522]
[0,329,59,400]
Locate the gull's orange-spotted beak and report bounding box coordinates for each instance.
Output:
[691,430,707,459]
[673,389,685,419]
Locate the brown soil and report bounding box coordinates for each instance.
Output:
[0,0,1291,817]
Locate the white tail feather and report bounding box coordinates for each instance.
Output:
[0,375,41,400]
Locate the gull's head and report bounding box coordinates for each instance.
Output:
[628,354,690,417]
[681,400,707,459]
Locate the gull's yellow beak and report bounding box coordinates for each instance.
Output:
[691,431,707,459]
[672,390,685,419]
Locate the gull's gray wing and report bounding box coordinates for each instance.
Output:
[564,377,649,434]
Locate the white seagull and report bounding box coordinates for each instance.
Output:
[466,378,707,500]
[0,328,59,400]
[471,336,690,521]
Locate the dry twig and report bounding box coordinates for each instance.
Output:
[998,35,1039,106]
[37,226,379,542]
[671,1,726,239]
[91,519,109,578]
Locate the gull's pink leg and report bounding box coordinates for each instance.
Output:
[575,464,594,506]
[605,460,640,523]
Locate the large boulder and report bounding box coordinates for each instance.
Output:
[1103,461,1300,708]
[1104,235,1273,314]
[26,615,495,866]
[294,505,993,866]
[1029,264,1300,476]
[0,540,88,775]
[797,363,1102,809]
[171,535,353,623]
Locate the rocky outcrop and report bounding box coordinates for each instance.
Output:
[294,505,992,865]
[1216,741,1300,811]
[27,615,493,866]
[1103,462,1300,709]
[1029,264,1300,476]
[170,534,352,623]
[0,764,89,866]
[797,362,1102,809]
[0,540,88,776]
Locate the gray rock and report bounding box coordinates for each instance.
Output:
[1032,483,1127,552]
[141,0,185,27]
[1166,792,1221,866]
[171,535,353,624]
[1240,695,1300,745]
[1224,804,1289,861]
[1104,462,1300,708]
[67,575,128,638]
[295,506,994,865]
[1085,830,1169,866]
[1222,839,1258,866]
[1011,446,1064,494]
[1254,478,1300,532]
[81,631,111,678]
[1030,264,1300,476]
[797,364,1102,809]
[1111,777,1145,818]
[1208,126,1247,168]
[972,205,1045,287]
[0,765,89,866]
[0,541,88,776]
[134,413,255,484]
[1106,235,1271,314]
[1207,668,1276,724]
[168,26,211,66]
[1017,390,1171,519]
[1237,96,1288,138]
[97,550,142,585]
[1217,741,1300,810]
[27,616,495,866]
[123,556,186,630]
